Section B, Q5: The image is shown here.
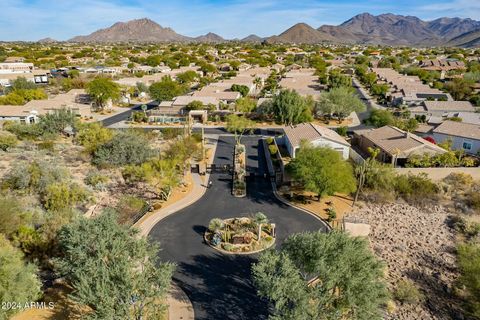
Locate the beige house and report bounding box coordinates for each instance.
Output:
[353,126,446,165]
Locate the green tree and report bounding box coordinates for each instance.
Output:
[316,86,365,121]
[93,131,154,167]
[0,236,42,320]
[271,89,312,125]
[86,77,121,111]
[328,69,352,88]
[185,100,205,111]
[366,109,396,127]
[287,145,356,200]
[235,97,257,113]
[149,76,186,102]
[55,212,174,320]
[231,84,250,97]
[225,114,255,145]
[176,70,199,84]
[252,231,388,320]
[445,78,473,101]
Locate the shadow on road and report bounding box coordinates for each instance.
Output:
[176,253,270,320]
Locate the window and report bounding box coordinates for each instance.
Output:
[462,140,472,151]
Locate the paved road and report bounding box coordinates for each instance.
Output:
[149,136,328,320]
[100,102,157,127]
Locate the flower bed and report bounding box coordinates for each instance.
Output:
[205,213,276,254]
[232,144,246,197]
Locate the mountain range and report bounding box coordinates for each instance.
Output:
[65,14,480,47]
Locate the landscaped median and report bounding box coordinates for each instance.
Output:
[232,143,247,197]
[205,213,276,254]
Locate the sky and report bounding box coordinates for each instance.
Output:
[0,0,479,41]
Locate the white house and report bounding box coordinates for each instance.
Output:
[432,120,480,155]
[282,123,350,160]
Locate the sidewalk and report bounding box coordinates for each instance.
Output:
[167,284,195,320]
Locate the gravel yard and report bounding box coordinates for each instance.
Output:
[351,202,463,320]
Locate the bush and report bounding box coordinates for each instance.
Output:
[42,182,89,212]
[132,111,148,123]
[38,108,77,135]
[268,144,278,155]
[394,279,423,304]
[457,243,480,317]
[37,140,54,151]
[266,137,274,145]
[2,161,68,193]
[336,126,348,136]
[466,191,480,211]
[327,207,337,221]
[3,121,43,140]
[75,122,113,154]
[209,218,224,232]
[85,171,109,190]
[394,174,438,201]
[93,131,154,167]
[0,131,18,151]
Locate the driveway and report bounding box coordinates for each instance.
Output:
[149,136,328,320]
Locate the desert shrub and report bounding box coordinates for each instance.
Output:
[75,122,113,154]
[394,174,438,201]
[37,140,55,151]
[85,170,109,190]
[394,279,423,304]
[2,161,67,193]
[0,195,33,239]
[266,137,274,145]
[222,243,235,251]
[443,173,474,190]
[466,191,480,210]
[37,108,77,135]
[115,195,147,224]
[457,243,480,318]
[0,131,18,151]
[42,182,89,212]
[3,121,43,140]
[93,130,154,167]
[268,144,278,155]
[132,111,148,123]
[160,128,183,140]
[327,207,337,221]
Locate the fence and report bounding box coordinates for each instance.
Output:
[394,167,480,181]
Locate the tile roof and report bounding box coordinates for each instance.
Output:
[283,123,350,148]
[433,120,480,140]
[423,101,475,112]
[356,125,445,156]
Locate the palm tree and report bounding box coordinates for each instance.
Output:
[208,218,224,232]
[254,212,268,240]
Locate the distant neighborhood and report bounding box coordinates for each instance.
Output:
[1,12,480,320]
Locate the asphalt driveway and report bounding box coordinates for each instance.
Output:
[149,136,328,320]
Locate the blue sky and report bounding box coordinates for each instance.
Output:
[0,0,479,41]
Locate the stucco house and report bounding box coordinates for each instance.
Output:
[281,123,350,160]
[432,120,480,155]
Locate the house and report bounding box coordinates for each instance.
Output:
[0,62,34,74]
[0,89,92,124]
[372,68,451,105]
[432,120,480,155]
[281,123,350,160]
[410,100,476,117]
[419,59,466,71]
[353,126,446,165]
